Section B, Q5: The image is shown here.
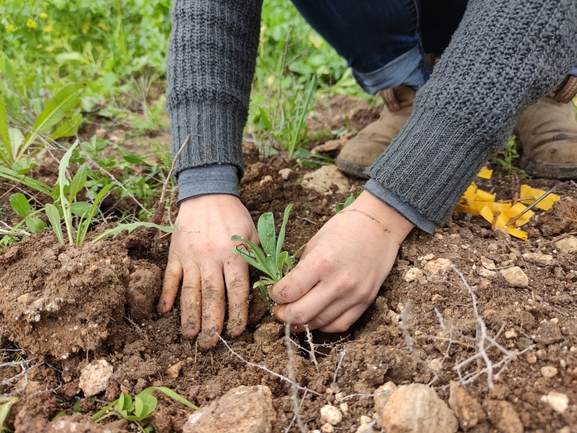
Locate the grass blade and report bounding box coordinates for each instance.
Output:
[276,203,293,259]
[257,211,276,259]
[0,95,12,164]
[0,166,53,196]
[92,222,175,243]
[45,203,64,244]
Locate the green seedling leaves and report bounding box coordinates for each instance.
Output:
[51,113,83,140]
[33,83,84,134]
[0,397,18,433]
[92,222,176,243]
[92,386,199,431]
[45,203,64,244]
[9,193,30,217]
[25,217,45,234]
[232,204,300,306]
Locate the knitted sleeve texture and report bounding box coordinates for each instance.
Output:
[166,0,263,179]
[366,0,577,226]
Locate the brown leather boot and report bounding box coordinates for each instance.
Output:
[517,76,577,180]
[336,86,415,178]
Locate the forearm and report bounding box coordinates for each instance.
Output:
[367,0,577,226]
[166,0,263,179]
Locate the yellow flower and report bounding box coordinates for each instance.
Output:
[40,12,48,19]
[26,19,37,29]
[43,25,53,33]
[4,24,18,32]
[82,22,90,34]
[97,22,107,30]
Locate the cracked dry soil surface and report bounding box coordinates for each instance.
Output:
[2,101,577,432]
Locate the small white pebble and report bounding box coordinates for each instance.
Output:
[541,391,569,414]
[321,422,335,433]
[321,405,343,426]
[541,366,558,378]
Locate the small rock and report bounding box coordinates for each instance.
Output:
[321,423,335,433]
[95,128,107,138]
[166,361,184,379]
[278,168,292,180]
[427,358,442,372]
[504,329,517,339]
[555,236,577,253]
[380,383,458,433]
[404,268,424,283]
[311,138,346,155]
[423,253,435,261]
[373,382,397,428]
[541,366,558,378]
[482,400,523,433]
[522,252,553,267]
[339,402,348,415]
[79,360,113,397]
[127,265,162,321]
[448,381,486,431]
[356,416,375,433]
[526,353,537,364]
[424,258,452,275]
[301,165,350,195]
[321,405,342,426]
[182,385,275,433]
[500,267,529,288]
[541,391,568,414]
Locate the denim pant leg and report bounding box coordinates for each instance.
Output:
[291,0,467,94]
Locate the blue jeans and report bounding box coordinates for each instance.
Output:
[291,0,576,93]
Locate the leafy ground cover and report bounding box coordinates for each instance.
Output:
[2,2,577,432]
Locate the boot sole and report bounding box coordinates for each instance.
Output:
[335,158,369,179]
[520,154,577,180]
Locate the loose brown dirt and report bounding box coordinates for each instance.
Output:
[1,96,577,432]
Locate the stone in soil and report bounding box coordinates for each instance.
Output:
[500,266,529,288]
[379,383,458,433]
[79,359,113,397]
[182,385,275,433]
[448,381,486,431]
[482,400,524,433]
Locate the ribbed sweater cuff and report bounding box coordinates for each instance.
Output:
[177,164,239,203]
[364,179,436,233]
[169,100,246,178]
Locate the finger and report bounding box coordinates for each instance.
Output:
[180,262,202,339]
[197,263,226,349]
[318,304,368,333]
[158,255,183,313]
[223,254,250,337]
[269,255,321,304]
[272,280,351,327]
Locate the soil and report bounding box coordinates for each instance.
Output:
[2,95,577,433]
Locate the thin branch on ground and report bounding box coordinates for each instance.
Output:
[217,335,320,396]
[304,325,319,373]
[284,325,307,433]
[451,265,534,389]
[331,350,346,389]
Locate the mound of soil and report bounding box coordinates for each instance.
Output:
[2,97,577,432]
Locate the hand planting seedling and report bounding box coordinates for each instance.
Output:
[231,204,303,307]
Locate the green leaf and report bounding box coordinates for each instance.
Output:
[123,154,145,164]
[11,158,36,175]
[92,222,175,243]
[0,166,53,196]
[0,56,17,85]
[51,113,83,140]
[55,52,87,64]
[137,387,199,412]
[0,95,11,163]
[8,128,23,160]
[68,164,88,200]
[276,204,293,259]
[258,107,272,130]
[257,212,276,259]
[34,84,84,133]
[0,397,18,431]
[45,203,64,244]
[70,202,93,218]
[76,183,113,246]
[9,193,30,217]
[25,217,46,234]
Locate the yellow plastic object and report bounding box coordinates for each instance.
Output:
[474,189,496,202]
[519,185,560,210]
[504,202,534,227]
[477,167,493,179]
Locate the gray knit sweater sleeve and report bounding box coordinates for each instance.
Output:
[166,0,263,179]
[366,0,577,226]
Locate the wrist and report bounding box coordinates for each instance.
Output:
[350,191,415,243]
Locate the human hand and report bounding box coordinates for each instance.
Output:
[269,191,414,333]
[159,195,258,348]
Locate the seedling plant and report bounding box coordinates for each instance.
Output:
[92,386,199,433]
[232,204,302,307]
[0,397,17,433]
